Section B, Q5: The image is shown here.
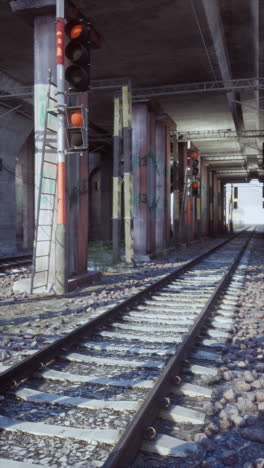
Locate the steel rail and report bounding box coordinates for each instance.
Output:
[0,232,245,308]
[0,255,32,272]
[103,230,254,468]
[0,229,248,393]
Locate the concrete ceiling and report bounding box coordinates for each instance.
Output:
[1,0,264,181]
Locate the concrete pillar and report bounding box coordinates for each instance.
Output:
[213,173,219,233]
[19,133,34,250]
[0,108,32,255]
[219,181,226,233]
[164,124,171,247]
[208,170,214,234]
[217,179,222,233]
[194,195,200,239]
[155,118,166,251]
[67,154,78,275]
[12,1,90,291]
[200,158,208,236]
[132,102,151,259]
[66,94,89,276]
[122,84,134,264]
[101,153,112,241]
[178,142,187,242]
[76,94,89,275]
[147,109,156,254]
[185,147,192,244]
[34,14,57,288]
[191,184,196,240]
[112,96,122,263]
[172,135,180,243]
[88,152,101,241]
[194,152,201,240]
[76,152,89,274]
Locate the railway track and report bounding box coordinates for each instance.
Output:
[0,229,253,468]
[0,255,32,274]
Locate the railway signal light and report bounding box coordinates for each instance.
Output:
[191,151,199,177]
[192,181,199,197]
[66,106,88,151]
[65,19,101,91]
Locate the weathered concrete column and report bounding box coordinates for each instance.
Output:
[213,173,219,233]
[76,150,89,274]
[200,158,208,236]
[11,2,58,291]
[164,124,171,248]
[178,142,187,243]
[122,84,134,263]
[76,93,89,275]
[193,150,201,240]
[67,153,78,275]
[0,109,32,255]
[132,102,150,260]
[101,153,113,241]
[147,109,156,255]
[208,170,214,234]
[34,14,57,289]
[185,147,192,244]
[67,144,89,277]
[19,133,34,250]
[172,135,180,243]
[155,117,166,251]
[217,179,222,233]
[195,192,201,239]
[66,94,89,278]
[112,95,122,263]
[228,184,234,233]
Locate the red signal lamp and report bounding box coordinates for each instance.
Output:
[70,111,84,127]
[192,181,199,197]
[65,19,102,49]
[69,24,83,39]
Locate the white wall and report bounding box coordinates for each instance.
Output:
[225,180,264,226]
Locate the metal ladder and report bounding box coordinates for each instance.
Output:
[30,74,58,294]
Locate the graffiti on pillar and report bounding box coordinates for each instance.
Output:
[132,150,160,174]
[148,150,160,175]
[69,185,79,209]
[149,195,160,213]
[69,179,89,209]
[133,192,148,205]
[133,191,160,215]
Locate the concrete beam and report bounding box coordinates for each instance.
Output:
[200,0,244,135]
[10,0,55,25]
[198,0,254,172]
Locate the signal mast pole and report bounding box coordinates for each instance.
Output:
[55,0,67,294]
